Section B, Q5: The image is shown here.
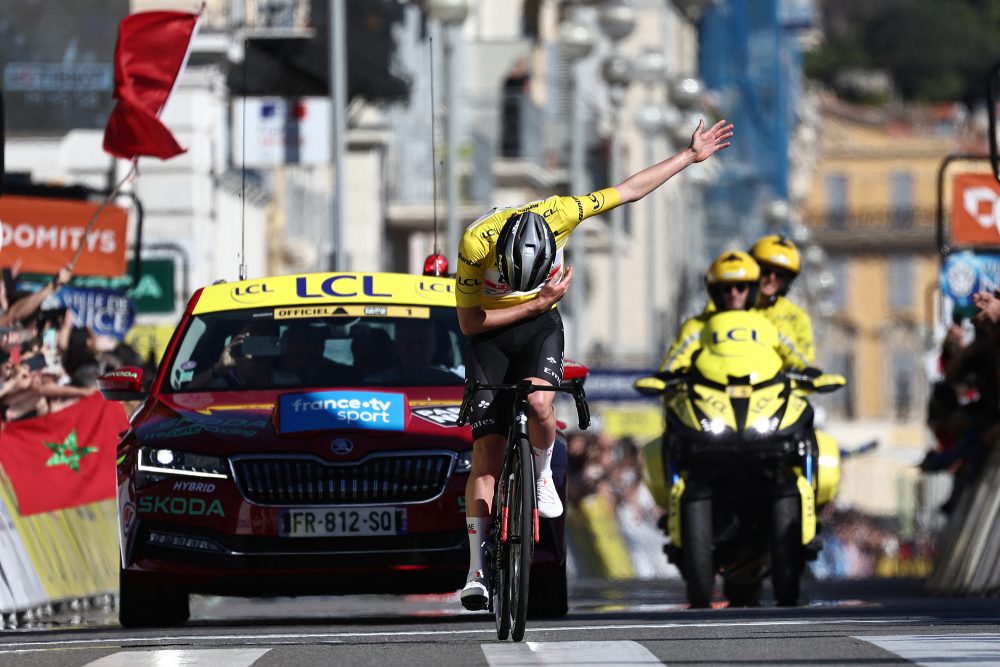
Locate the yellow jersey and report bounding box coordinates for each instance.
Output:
[455,188,621,309]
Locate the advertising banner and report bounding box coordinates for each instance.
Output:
[951,173,1000,246]
[50,287,136,339]
[940,250,1000,320]
[0,196,129,277]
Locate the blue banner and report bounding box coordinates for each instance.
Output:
[49,286,135,339]
[279,391,407,433]
[940,251,1000,320]
[583,369,660,403]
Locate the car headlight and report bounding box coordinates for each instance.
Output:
[138,447,229,480]
[455,449,473,474]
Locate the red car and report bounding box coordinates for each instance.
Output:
[99,271,580,627]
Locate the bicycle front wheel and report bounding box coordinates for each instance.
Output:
[493,462,513,641]
[510,436,535,642]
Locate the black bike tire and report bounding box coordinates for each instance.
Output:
[510,436,535,642]
[493,460,512,640]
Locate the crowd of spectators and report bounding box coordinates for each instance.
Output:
[0,263,152,422]
[810,506,934,580]
[566,431,674,578]
[919,290,1000,515]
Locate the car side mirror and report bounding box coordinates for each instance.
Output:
[98,366,147,401]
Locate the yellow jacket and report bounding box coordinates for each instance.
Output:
[659,306,810,373]
[757,295,815,367]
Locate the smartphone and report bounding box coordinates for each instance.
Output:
[24,355,47,372]
[241,335,281,357]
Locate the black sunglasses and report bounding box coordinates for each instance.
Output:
[760,266,793,281]
[723,282,752,293]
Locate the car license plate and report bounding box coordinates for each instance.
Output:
[279,507,407,537]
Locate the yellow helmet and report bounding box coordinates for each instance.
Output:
[706,250,760,284]
[705,251,760,310]
[749,235,801,276]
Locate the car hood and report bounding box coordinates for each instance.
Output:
[134,386,470,456]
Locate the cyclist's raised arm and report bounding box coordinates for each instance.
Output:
[457,267,573,336]
[613,119,733,205]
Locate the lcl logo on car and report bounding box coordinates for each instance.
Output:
[330,438,354,455]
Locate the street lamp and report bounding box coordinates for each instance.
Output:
[598,0,635,366]
[558,13,596,360]
[426,0,470,264]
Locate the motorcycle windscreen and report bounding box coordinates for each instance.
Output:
[695,311,783,385]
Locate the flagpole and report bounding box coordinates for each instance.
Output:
[67,161,137,271]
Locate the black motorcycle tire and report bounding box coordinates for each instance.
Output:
[682,498,715,609]
[771,495,803,606]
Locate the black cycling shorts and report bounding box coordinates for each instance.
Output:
[465,308,564,440]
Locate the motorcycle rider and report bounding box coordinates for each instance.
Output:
[656,251,809,374]
[750,235,815,367]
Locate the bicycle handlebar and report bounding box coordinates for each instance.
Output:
[456,378,591,431]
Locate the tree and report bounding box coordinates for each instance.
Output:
[805,0,1000,105]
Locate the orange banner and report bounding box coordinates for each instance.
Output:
[951,173,1000,246]
[0,196,129,277]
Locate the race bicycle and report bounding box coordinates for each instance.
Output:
[458,378,590,641]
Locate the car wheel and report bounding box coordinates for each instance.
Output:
[682,498,715,609]
[118,568,190,628]
[527,561,568,618]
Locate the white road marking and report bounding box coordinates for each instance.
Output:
[858,634,1000,667]
[84,648,272,667]
[483,641,663,666]
[0,618,905,654]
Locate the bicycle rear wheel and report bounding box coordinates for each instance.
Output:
[493,460,513,640]
[510,436,535,642]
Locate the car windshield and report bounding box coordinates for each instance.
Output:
[164,305,467,392]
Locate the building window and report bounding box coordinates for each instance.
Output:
[890,349,914,421]
[825,173,848,229]
[822,350,855,419]
[888,257,914,310]
[827,256,848,311]
[890,170,914,228]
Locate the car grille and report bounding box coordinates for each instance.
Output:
[232,453,455,505]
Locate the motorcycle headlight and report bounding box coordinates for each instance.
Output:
[138,447,229,481]
[455,449,473,474]
[700,418,727,435]
[750,417,779,435]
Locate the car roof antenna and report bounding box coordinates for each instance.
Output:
[239,36,248,281]
[423,36,449,278]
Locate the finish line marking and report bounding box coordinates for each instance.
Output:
[857,633,1000,667]
[0,618,905,653]
[484,641,663,667]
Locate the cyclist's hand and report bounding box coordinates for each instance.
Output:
[537,265,573,309]
[689,118,733,163]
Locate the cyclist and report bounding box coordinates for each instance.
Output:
[654,250,808,374]
[749,234,815,367]
[456,119,734,610]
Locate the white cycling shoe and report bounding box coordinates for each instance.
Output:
[460,569,489,611]
[536,474,563,519]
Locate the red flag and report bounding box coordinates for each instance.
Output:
[0,395,128,516]
[102,10,200,160]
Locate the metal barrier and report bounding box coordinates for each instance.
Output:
[0,467,118,626]
[927,443,1000,596]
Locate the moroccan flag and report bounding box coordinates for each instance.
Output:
[0,395,127,516]
[102,10,201,160]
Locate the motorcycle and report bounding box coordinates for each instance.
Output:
[635,310,845,608]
